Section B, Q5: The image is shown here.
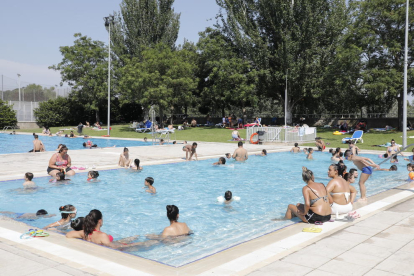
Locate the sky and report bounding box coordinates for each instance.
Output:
[0,0,218,88]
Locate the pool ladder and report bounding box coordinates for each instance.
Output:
[2,126,15,133]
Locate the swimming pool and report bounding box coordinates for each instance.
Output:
[0,152,407,267]
[0,133,149,154]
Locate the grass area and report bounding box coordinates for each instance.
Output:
[303,128,414,152]
[16,124,247,144]
[15,124,414,151]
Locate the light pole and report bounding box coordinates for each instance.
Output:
[285,69,289,127]
[104,15,114,136]
[403,0,409,148]
[17,74,21,102]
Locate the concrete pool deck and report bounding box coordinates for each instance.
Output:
[1,137,413,275]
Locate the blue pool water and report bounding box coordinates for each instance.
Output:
[0,133,149,154]
[0,151,408,267]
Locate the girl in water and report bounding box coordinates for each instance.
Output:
[87,171,99,182]
[162,205,191,237]
[131,159,143,170]
[44,205,77,230]
[307,148,314,160]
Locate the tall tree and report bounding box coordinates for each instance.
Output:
[347,0,414,129]
[49,33,109,123]
[215,0,348,123]
[111,0,180,61]
[118,43,197,127]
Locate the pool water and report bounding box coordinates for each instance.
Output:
[0,151,408,267]
[0,133,149,154]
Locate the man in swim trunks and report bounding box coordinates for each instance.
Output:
[315,137,325,151]
[344,150,379,201]
[183,143,198,161]
[232,141,248,161]
[32,135,45,152]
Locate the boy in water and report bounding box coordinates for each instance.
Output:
[213,157,226,165]
[290,143,300,153]
[344,150,379,201]
[23,172,36,189]
[375,165,398,171]
[144,177,156,193]
[306,148,314,160]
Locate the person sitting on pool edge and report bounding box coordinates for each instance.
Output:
[44,204,77,230]
[162,205,191,237]
[23,172,36,189]
[213,157,226,165]
[119,147,132,167]
[326,164,356,215]
[47,145,75,177]
[284,167,331,223]
[183,142,198,161]
[144,177,156,193]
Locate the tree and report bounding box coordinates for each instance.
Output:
[118,43,197,126]
[197,28,259,116]
[0,100,17,128]
[111,0,180,61]
[33,97,71,127]
[347,0,414,130]
[215,0,349,123]
[49,33,108,123]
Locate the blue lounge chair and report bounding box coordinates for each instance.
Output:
[342,130,364,144]
[136,121,152,133]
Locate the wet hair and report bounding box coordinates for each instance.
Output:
[294,143,298,147]
[25,172,33,181]
[71,217,84,231]
[56,172,65,181]
[34,135,39,139]
[349,168,357,175]
[83,209,102,239]
[302,167,314,183]
[225,153,231,158]
[193,142,198,147]
[82,142,87,147]
[392,154,398,160]
[262,149,267,155]
[238,141,243,147]
[134,159,140,168]
[339,152,343,157]
[173,141,177,144]
[224,190,232,201]
[123,147,129,152]
[329,148,334,153]
[219,157,226,164]
[384,153,389,158]
[390,165,398,171]
[59,145,68,153]
[303,148,308,151]
[89,171,99,179]
[32,133,35,136]
[160,139,164,143]
[166,205,179,221]
[308,148,313,153]
[36,209,48,216]
[145,177,154,185]
[59,204,75,219]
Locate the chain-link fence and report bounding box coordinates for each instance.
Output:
[1,75,72,122]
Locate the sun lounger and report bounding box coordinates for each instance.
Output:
[342,130,364,144]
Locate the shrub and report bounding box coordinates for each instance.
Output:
[0,100,17,128]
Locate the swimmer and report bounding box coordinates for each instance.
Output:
[375,165,398,171]
[161,205,191,237]
[23,172,37,189]
[69,131,76,138]
[217,190,240,204]
[232,141,248,161]
[131,159,143,170]
[10,130,16,135]
[303,148,308,154]
[261,149,267,156]
[225,153,231,159]
[144,177,156,193]
[390,154,399,163]
[404,148,414,162]
[119,147,132,167]
[344,150,379,201]
[0,209,55,220]
[307,148,314,160]
[183,142,198,161]
[50,172,70,182]
[44,205,77,230]
[87,170,99,181]
[379,153,389,159]
[349,141,360,155]
[291,143,300,153]
[160,139,164,145]
[70,217,84,231]
[213,157,226,165]
[144,137,148,142]
[328,148,334,154]
[66,209,152,249]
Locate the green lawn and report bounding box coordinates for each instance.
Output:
[17,124,247,144]
[16,125,414,151]
[303,128,414,152]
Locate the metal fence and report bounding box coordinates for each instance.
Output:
[8,101,40,122]
[246,126,317,143]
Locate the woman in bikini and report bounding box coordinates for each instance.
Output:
[47,145,75,177]
[285,167,331,223]
[44,205,77,230]
[66,209,154,249]
[386,139,404,157]
[326,164,357,215]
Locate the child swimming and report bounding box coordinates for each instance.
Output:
[144,177,156,194]
[87,171,99,181]
[23,172,36,189]
[217,190,240,204]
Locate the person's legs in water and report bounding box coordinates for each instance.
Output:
[284,203,307,222]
